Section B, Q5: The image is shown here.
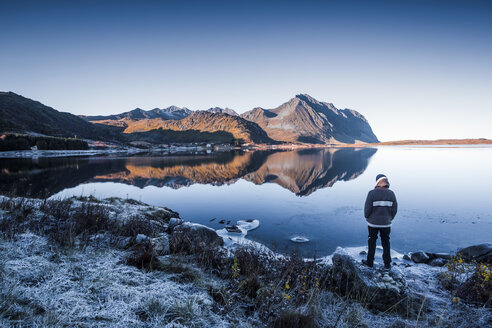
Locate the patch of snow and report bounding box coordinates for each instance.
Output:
[216,219,260,248]
[236,219,260,231]
[182,221,217,232]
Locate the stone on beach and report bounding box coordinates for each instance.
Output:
[225,225,242,233]
[170,222,223,253]
[410,251,430,263]
[458,243,492,263]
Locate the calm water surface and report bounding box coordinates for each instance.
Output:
[1,146,491,257]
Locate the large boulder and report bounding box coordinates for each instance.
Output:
[410,251,430,263]
[458,243,492,263]
[170,222,223,253]
[331,248,425,316]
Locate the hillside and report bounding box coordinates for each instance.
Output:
[0,92,121,140]
[241,94,378,144]
[121,111,275,144]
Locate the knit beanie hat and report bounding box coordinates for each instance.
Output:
[375,174,389,187]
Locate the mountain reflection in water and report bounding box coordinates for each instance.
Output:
[0,148,376,198]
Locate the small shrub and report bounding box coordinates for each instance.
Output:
[42,201,112,246]
[145,297,167,317]
[442,255,492,306]
[119,217,156,238]
[166,297,198,325]
[207,286,228,306]
[273,310,316,328]
[126,242,158,271]
[240,275,261,299]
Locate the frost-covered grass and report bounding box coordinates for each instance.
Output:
[0,233,263,327]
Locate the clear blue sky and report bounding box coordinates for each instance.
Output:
[1,0,491,141]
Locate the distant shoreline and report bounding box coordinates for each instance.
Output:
[367,138,492,146]
[0,138,491,158]
[247,138,492,150]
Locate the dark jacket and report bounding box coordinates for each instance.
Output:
[364,187,398,227]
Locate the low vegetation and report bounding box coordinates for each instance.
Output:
[0,196,166,247]
[440,255,492,307]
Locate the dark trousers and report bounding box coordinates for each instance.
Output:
[367,226,391,265]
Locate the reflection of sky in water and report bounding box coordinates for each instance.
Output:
[50,146,492,257]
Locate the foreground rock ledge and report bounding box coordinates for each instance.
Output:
[331,248,425,317]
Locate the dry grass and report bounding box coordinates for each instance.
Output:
[0,196,167,248]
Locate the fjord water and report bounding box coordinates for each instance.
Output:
[1,146,491,257]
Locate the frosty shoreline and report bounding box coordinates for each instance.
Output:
[0,148,145,158]
[0,146,224,158]
[0,195,490,327]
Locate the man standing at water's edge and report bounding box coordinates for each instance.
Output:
[362,174,398,269]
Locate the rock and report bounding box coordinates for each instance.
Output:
[360,250,367,255]
[458,243,492,263]
[89,233,111,247]
[170,222,224,253]
[218,219,225,224]
[410,251,430,263]
[403,254,411,261]
[225,225,242,233]
[331,248,425,316]
[135,234,150,244]
[152,234,170,255]
[168,217,183,231]
[428,252,453,260]
[428,258,447,267]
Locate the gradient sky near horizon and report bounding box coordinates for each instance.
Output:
[1,0,491,141]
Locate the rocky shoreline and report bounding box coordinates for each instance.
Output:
[0,196,490,327]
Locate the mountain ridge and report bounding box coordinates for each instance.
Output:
[1,91,379,146]
[241,94,378,144]
[81,106,192,121]
[122,111,275,144]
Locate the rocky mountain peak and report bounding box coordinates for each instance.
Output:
[206,107,239,116]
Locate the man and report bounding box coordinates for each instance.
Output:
[362,174,398,269]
